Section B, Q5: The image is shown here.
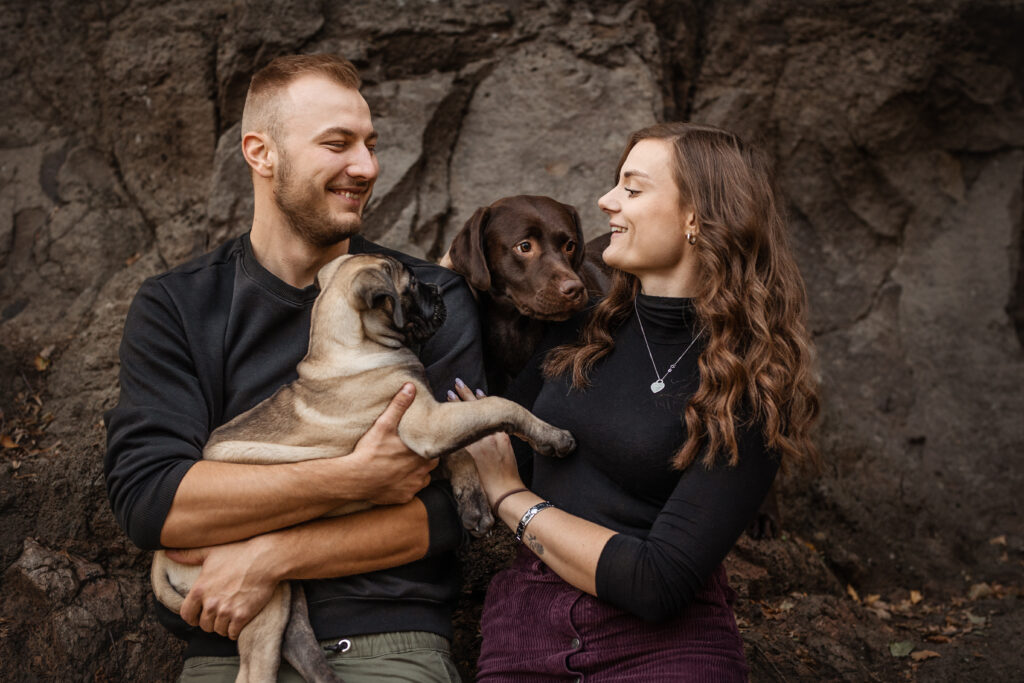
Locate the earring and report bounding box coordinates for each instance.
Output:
[687,232,697,245]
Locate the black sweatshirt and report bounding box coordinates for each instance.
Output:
[104,232,486,656]
[511,294,778,622]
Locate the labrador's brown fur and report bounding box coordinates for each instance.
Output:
[443,195,608,393]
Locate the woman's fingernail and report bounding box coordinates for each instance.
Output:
[455,377,465,388]
[447,390,457,401]
[475,389,485,397]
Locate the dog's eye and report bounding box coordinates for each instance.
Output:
[514,241,532,254]
[564,240,576,253]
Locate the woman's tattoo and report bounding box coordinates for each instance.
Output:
[526,533,544,556]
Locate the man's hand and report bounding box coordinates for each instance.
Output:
[346,383,438,505]
[168,535,280,640]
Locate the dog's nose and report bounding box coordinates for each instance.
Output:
[560,279,584,300]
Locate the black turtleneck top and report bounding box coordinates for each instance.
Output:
[510,294,778,622]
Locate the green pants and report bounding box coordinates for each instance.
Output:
[177,631,461,682]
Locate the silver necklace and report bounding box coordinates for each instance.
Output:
[634,298,705,394]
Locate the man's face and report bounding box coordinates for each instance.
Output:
[272,75,380,248]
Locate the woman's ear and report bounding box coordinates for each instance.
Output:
[684,210,698,237]
[242,132,275,178]
[683,210,701,245]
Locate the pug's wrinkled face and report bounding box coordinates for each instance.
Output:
[350,255,447,348]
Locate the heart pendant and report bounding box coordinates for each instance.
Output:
[650,379,665,394]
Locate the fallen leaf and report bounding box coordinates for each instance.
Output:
[968,583,993,600]
[889,640,915,657]
[989,535,1007,546]
[965,612,987,627]
[869,606,892,620]
[1,435,17,449]
[125,252,142,266]
[910,590,923,604]
[911,650,940,662]
[865,594,881,606]
[925,634,951,644]
[33,355,50,371]
[847,584,860,603]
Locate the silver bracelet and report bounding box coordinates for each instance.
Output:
[515,501,554,543]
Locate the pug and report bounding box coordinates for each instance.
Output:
[151,253,576,683]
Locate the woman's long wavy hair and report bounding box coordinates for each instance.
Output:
[544,122,820,471]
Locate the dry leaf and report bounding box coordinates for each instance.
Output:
[988,535,1007,546]
[1,435,17,449]
[865,594,881,606]
[965,612,987,626]
[847,584,860,603]
[869,606,892,620]
[125,252,142,266]
[968,583,994,601]
[889,640,915,657]
[33,355,50,371]
[910,590,923,604]
[911,650,940,662]
[925,634,951,644]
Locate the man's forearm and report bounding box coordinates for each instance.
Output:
[160,458,363,548]
[268,499,431,580]
[160,385,435,550]
[169,486,435,638]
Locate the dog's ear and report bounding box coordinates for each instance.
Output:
[448,206,492,292]
[561,201,586,270]
[356,268,406,330]
[315,255,347,291]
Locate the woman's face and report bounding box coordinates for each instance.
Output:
[597,138,698,296]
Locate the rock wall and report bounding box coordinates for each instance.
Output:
[1,1,1022,680]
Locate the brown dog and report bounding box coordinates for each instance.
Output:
[151,253,576,683]
[442,195,608,393]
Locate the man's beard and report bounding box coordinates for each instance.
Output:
[274,153,366,248]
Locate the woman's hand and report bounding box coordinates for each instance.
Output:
[167,534,280,640]
[447,379,526,507]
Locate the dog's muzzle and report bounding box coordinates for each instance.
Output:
[404,281,447,343]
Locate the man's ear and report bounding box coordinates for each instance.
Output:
[242,131,274,178]
[448,206,492,292]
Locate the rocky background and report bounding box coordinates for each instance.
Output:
[1,0,1022,680]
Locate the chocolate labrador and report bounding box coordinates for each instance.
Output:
[442,195,608,393]
[150,253,576,683]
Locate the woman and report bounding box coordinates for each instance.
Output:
[450,122,819,681]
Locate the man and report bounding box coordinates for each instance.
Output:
[105,54,484,681]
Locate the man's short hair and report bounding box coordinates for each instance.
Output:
[241,54,362,141]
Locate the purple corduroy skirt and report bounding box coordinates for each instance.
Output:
[476,547,749,682]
